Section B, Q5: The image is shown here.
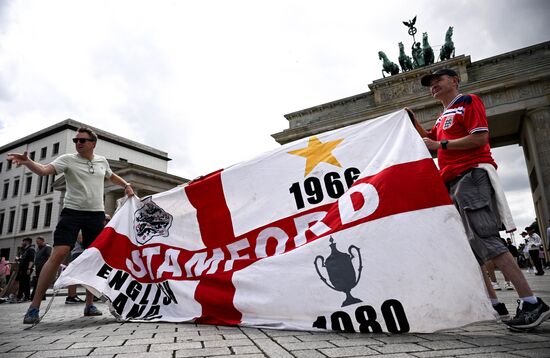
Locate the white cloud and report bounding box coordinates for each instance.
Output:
[0,0,547,227]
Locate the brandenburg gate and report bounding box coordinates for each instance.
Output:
[272,41,550,244]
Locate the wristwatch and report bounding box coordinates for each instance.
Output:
[440,139,449,150]
[124,183,132,188]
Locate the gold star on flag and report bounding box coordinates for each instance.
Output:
[288,136,344,176]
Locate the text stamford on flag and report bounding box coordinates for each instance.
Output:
[55,110,495,333]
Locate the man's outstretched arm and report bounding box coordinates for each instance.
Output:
[7,152,56,176]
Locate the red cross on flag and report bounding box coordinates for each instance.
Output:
[55,110,495,333]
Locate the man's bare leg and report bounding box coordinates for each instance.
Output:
[481,264,498,299]
[29,245,70,309]
[85,290,94,306]
[485,261,498,283]
[492,251,533,297]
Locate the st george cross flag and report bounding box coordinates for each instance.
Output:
[55,110,495,333]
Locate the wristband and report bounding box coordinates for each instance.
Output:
[440,139,448,150]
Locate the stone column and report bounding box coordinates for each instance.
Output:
[104,192,118,216]
[522,106,550,250]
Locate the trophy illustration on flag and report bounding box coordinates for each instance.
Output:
[314,237,363,307]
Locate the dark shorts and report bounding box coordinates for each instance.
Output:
[448,168,509,265]
[53,208,105,249]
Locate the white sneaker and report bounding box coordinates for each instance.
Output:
[504,281,514,290]
[492,281,502,291]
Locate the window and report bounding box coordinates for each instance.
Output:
[20,207,28,231]
[37,176,43,196]
[2,182,8,200]
[40,147,47,159]
[53,142,60,155]
[42,175,49,194]
[0,162,3,173]
[25,176,32,194]
[119,157,128,163]
[12,179,19,197]
[29,151,35,161]
[6,160,12,170]
[49,174,56,193]
[7,210,15,233]
[44,202,53,227]
[0,212,4,234]
[32,205,40,229]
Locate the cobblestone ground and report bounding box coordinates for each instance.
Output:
[0,272,549,358]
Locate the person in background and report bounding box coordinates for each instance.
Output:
[539,246,547,269]
[525,226,544,276]
[0,257,8,290]
[4,259,11,286]
[521,232,534,273]
[506,238,519,260]
[16,238,35,302]
[31,237,51,300]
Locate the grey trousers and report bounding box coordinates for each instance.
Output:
[448,168,509,265]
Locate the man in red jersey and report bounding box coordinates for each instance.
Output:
[408,68,549,331]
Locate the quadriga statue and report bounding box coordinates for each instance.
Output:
[439,26,455,61]
[422,32,434,65]
[398,42,413,72]
[378,51,400,77]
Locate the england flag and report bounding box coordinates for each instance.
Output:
[55,110,495,333]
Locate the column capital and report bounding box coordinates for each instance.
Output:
[526,106,550,121]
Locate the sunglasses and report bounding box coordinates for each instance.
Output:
[87,160,94,174]
[72,138,95,144]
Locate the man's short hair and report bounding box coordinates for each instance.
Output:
[22,237,32,245]
[36,236,45,242]
[77,127,98,142]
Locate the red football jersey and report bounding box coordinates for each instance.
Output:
[427,94,497,183]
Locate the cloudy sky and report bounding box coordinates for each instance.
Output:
[0,0,548,239]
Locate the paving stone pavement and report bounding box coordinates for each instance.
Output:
[0,272,549,357]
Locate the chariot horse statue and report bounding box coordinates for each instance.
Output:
[378,51,400,77]
[398,42,413,72]
[439,26,455,61]
[411,42,424,68]
[422,32,434,66]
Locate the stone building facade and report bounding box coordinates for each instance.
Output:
[0,119,187,260]
[272,41,550,248]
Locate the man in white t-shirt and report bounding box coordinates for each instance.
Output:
[8,127,134,324]
[526,227,544,276]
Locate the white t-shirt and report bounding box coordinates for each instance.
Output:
[51,153,112,211]
[527,233,542,250]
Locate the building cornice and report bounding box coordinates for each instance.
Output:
[0,119,171,161]
[272,41,550,144]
